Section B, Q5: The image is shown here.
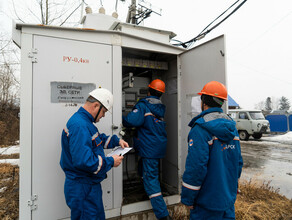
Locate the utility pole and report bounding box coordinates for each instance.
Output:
[126,0,137,24]
[126,0,161,25]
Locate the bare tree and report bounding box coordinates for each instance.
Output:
[0,35,19,105]
[0,64,15,105]
[255,97,284,112]
[278,96,290,111]
[0,34,20,145]
[264,97,272,111]
[10,0,85,26]
[254,100,265,110]
[1,0,128,144]
[1,0,90,145]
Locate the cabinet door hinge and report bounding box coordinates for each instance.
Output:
[28,48,38,63]
[27,194,38,211]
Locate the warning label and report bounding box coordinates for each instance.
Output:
[51,82,96,104]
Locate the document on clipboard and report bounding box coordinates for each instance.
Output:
[107,147,132,157]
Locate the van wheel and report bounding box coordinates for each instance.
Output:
[239,131,249,141]
[252,133,262,139]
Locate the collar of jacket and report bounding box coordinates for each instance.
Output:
[78,107,95,123]
[188,107,223,128]
[145,96,162,104]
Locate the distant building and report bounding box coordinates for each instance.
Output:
[228,95,240,109]
[265,110,292,133]
[269,110,289,114]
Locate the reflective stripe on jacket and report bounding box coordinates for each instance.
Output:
[181,107,243,211]
[60,107,120,184]
[122,96,167,158]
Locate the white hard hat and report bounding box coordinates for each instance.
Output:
[89,88,113,111]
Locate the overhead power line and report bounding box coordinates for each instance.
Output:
[60,1,86,26]
[173,0,247,48]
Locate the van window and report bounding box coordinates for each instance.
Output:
[239,112,248,119]
[249,112,265,120]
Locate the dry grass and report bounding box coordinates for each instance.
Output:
[235,180,292,220]
[0,105,20,146]
[0,163,292,220]
[170,204,189,220]
[0,164,19,220]
[171,180,292,220]
[0,154,19,160]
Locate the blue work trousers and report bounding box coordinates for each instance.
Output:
[141,158,169,219]
[190,205,235,220]
[64,178,105,220]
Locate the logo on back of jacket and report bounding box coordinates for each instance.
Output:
[188,139,235,151]
[221,144,235,151]
[189,139,194,146]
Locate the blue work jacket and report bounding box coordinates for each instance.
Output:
[181,107,243,211]
[60,107,120,184]
[122,96,167,158]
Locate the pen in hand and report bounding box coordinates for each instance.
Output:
[112,154,123,167]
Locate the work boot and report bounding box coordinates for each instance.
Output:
[159,215,172,220]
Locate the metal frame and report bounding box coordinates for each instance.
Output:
[19,33,34,219]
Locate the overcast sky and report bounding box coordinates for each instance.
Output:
[1,0,292,109]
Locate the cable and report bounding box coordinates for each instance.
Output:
[115,0,118,12]
[198,0,240,38]
[60,2,84,26]
[173,0,247,48]
[189,0,247,48]
[234,10,292,56]
[228,57,292,86]
[136,9,152,25]
[170,38,185,45]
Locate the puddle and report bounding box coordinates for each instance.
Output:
[240,141,292,199]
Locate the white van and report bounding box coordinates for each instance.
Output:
[228,109,270,141]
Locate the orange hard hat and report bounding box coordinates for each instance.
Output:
[198,81,227,100]
[148,79,165,93]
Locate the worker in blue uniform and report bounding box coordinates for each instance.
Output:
[60,87,129,220]
[123,79,172,220]
[181,81,243,220]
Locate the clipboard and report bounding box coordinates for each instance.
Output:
[107,147,133,157]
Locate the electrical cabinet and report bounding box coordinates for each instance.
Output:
[13,20,226,219]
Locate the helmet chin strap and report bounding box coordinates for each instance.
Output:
[201,102,205,112]
[201,96,206,112]
[213,97,224,106]
[94,104,103,122]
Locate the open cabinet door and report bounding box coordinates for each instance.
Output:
[178,35,227,187]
